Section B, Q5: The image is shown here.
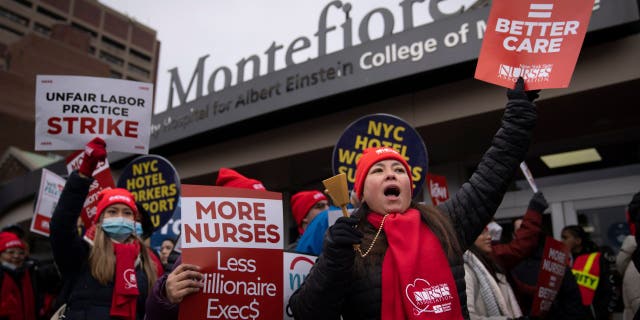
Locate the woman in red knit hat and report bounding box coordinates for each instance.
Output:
[0,231,36,320]
[289,77,540,320]
[49,138,162,320]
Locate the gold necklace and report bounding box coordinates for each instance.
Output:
[357,214,388,258]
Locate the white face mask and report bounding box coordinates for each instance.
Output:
[1,260,18,270]
[487,221,503,242]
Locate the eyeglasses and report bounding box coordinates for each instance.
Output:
[2,249,26,256]
[312,202,330,210]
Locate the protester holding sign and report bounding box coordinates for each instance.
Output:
[49,137,161,320]
[289,77,538,319]
[511,235,587,319]
[145,167,267,320]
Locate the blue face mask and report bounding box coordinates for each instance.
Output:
[134,222,143,236]
[101,217,135,242]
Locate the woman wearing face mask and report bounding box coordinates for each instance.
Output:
[50,137,161,320]
[0,231,36,320]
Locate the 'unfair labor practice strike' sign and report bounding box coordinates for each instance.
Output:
[179,185,284,320]
[332,113,428,198]
[35,75,153,154]
[475,0,595,89]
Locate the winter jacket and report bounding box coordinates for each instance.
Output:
[0,266,36,320]
[49,171,153,320]
[463,251,522,320]
[617,236,640,320]
[145,256,181,320]
[288,94,537,320]
[571,247,617,320]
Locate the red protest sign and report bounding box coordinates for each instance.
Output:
[427,173,449,206]
[179,185,284,320]
[475,0,595,89]
[531,237,570,317]
[66,150,115,227]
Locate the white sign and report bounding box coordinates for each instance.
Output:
[35,75,153,154]
[31,169,66,237]
[520,161,539,193]
[283,252,316,320]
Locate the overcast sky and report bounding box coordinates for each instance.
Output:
[99,0,479,113]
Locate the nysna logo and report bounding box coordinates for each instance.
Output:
[109,195,133,204]
[252,183,265,190]
[375,147,399,155]
[123,268,138,289]
[288,256,315,290]
[405,278,453,315]
[497,64,553,82]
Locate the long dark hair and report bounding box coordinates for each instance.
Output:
[468,245,504,283]
[353,201,462,274]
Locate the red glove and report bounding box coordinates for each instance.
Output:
[78,137,107,177]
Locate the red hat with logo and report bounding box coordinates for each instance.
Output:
[216,168,266,190]
[0,231,25,252]
[94,188,139,223]
[354,147,413,201]
[291,190,327,235]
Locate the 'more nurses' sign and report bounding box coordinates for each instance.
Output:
[475,0,595,89]
[179,185,284,320]
[35,75,153,154]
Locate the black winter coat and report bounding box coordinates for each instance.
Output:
[49,171,150,320]
[289,94,537,320]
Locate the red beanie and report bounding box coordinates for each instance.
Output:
[216,168,266,190]
[354,147,413,201]
[0,232,25,252]
[291,190,327,235]
[94,188,138,223]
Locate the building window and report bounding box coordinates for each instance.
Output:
[129,48,151,62]
[101,35,125,52]
[0,23,23,36]
[11,0,32,9]
[71,22,97,38]
[0,6,30,26]
[88,46,95,54]
[110,70,122,79]
[127,63,150,78]
[33,23,51,36]
[36,6,65,21]
[99,50,124,66]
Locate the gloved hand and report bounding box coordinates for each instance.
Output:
[528,192,548,213]
[507,77,541,103]
[323,216,362,271]
[78,137,107,177]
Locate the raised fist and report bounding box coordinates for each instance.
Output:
[78,137,107,177]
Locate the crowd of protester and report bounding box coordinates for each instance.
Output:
[2,78,640,320]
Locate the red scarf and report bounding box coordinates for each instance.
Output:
[111,241,140,320]
[0,268,35,320]
[368,209,463,319]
